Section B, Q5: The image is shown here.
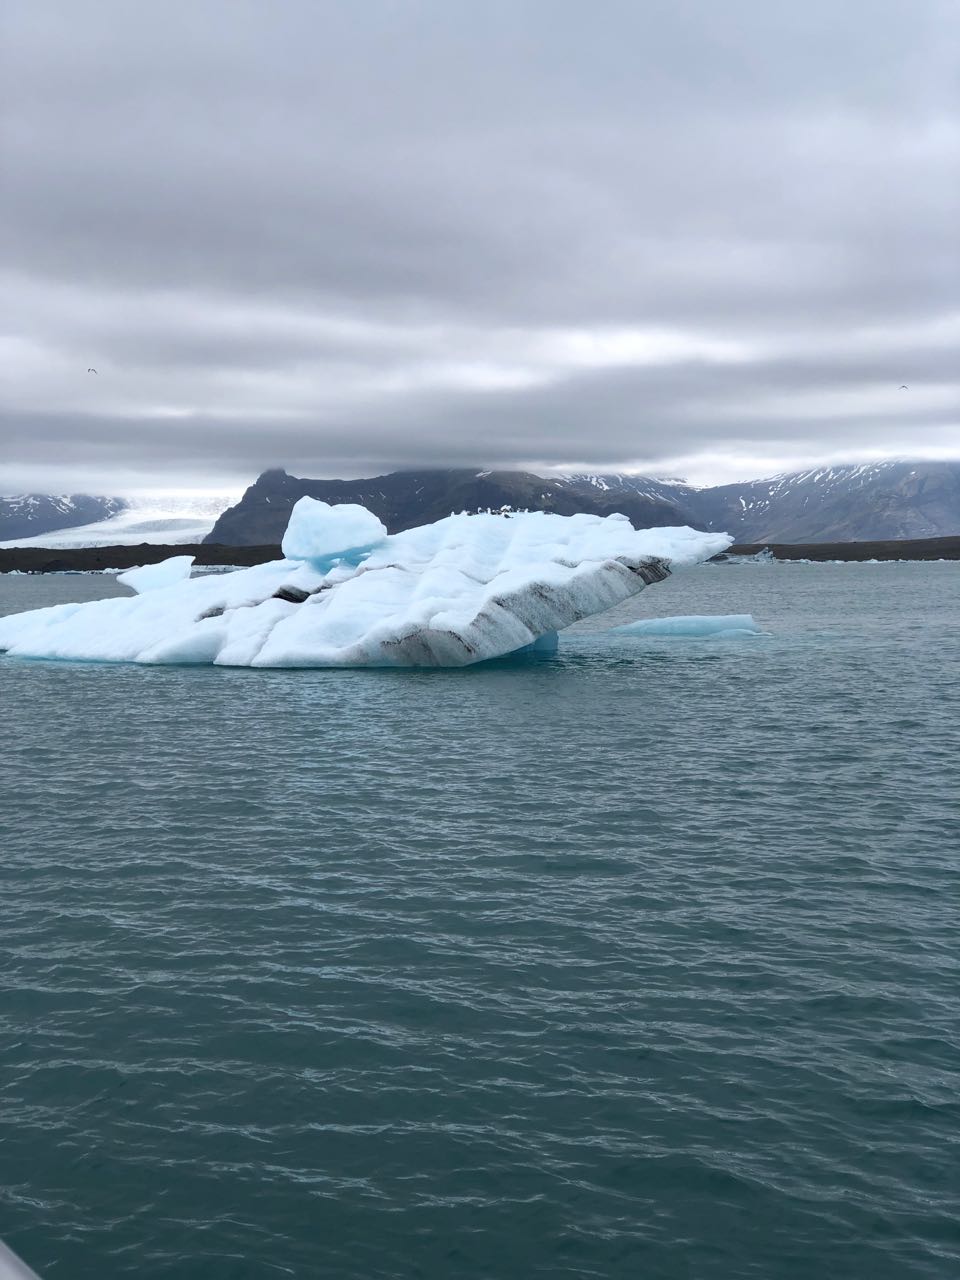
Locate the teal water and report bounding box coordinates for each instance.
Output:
[1,563,958,1279]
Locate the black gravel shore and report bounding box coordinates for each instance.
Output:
[0,544,282,574]
[1,535,958,574]
[723,536,960,562]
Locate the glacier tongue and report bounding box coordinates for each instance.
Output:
[0,509,732,668]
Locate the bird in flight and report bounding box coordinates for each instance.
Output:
[87,367,98,374]
[899,384,908,390]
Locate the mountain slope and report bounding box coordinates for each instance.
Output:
[0,494,125,542]
[702,461,960,542]
[8,462,956,551]
[553,473,707,530]
[206,460,960,546]
[205,468,699,545]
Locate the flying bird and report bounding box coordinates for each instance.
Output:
[87,367,98,374]
[899,384,908,390]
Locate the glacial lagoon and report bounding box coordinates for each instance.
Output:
[1,560,958,1278]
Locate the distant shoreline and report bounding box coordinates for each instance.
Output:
[1,534,959,574]
[722,536,960,562]
[0,544,281,574]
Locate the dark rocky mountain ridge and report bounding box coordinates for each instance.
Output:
[204,459,960,546]
[3,460,957,550]
[204,467,705,546]
[0,494,126,542]
[700,461,960,542]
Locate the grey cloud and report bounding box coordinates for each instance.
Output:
[1,0,958,491]
[8,344,957,483]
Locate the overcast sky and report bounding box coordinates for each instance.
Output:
[2,0,958,494]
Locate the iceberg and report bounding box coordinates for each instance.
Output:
[280,498,387,567]
[611,614,762,638]
[0,499,731,668]
[117,555,195,594]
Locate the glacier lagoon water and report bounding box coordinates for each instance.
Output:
[1,562,958,1279]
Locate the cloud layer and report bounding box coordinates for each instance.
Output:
[2,0,958,491]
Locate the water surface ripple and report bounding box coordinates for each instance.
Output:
[1,564,958,1278]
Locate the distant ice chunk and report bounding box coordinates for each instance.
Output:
[281,497,387,566]
[612,614,762,638]
[0,509,732,668]
[728,548,776,564]
[117,555,195,593]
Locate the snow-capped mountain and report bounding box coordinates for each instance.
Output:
[5,460,959,549]
[551,473,706,529]
[0,492,240,549]
[205,460,960,546]
[0,494,126,543]
[698,460,960,542]
[204,468,710,545]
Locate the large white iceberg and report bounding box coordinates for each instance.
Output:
[0,499,731,668]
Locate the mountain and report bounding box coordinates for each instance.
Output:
[0,494,126,543]
[205,468,703,546]
[205,459,960,546]
[4,461,957,549]
[548,461,960,541]
[552,473,707,528]
[699,460,960,542]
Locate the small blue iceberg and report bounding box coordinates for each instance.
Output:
[611,614,763,639]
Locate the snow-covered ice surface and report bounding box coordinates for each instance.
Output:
[0,492,239,549]
[0,500,731,668]
[612,614,762,638]
[117,556,195,594]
